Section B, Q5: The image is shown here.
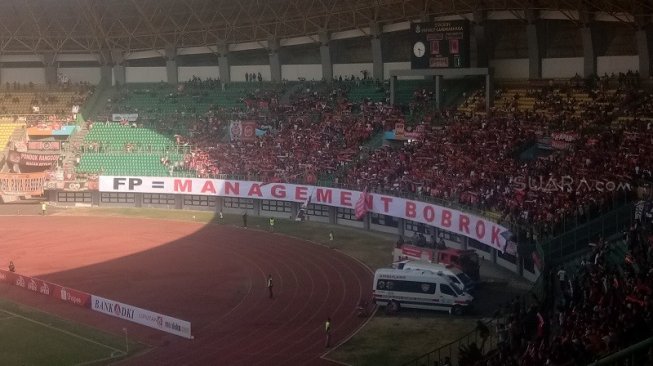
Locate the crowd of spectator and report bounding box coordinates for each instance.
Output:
[477,220,653,366]
[100,77,653,238]
[335,84,653,237]
[91,75,653,364]
[181,81,395,181]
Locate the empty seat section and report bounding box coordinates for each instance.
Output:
[79,123,190,176]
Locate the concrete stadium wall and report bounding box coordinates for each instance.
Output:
[384,62,408,79]
[1,68,46,84]
[38,53,642,86]
[49,190,538,283]
[491,56,638,80]
[281,64,322,81]
[59,67,101,84]
[333,63,373,79]
[489,59,529,79]
[178,66,219,81]
[230,65,271,82]
[542,57,583,79]
[125,66,167,83]
[597,55,639,75]
[384,62,425,80]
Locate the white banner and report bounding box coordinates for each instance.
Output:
[91,295,192,339]
[111,113,139,122]
[100,176,511,252]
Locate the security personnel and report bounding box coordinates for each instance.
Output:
[269,217,275,232]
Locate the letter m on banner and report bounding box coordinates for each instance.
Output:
[355,188,372,220]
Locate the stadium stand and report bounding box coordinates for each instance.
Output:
[83,77,653,240]
[0,122,23,150]
[0,85,91,115]
[82,123,176,152]
[2,1,653,364]
[185,81,396,182]
[75,123,192,176]
[345,80,387,103]
[334,83,652,238]
[76,152,188,177]
[477,222,653,366]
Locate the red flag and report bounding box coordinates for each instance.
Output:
[355,188,371,220]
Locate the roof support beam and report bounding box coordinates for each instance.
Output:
[526,9,542,79]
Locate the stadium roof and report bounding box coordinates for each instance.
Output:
[0,0,650,56]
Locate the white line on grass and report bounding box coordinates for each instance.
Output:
[73,352,125,366]
[0,309,126,356]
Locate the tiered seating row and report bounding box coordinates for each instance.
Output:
[77,153,187,177]
[78,123,189,176]
[0,123,22,149]
[0,91,83,115]
[347,83,386,103]
[85,124,174,150]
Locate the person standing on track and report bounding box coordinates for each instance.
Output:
[41,202,47,216]
[242,212,248,228]
[325,317,332,347]
[269,217,275,232]
[267,274,273,299]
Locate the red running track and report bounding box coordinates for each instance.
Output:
[0,216,372,365]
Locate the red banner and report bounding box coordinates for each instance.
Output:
[63,181,99,191]
[8,151,59,167]
[241,120,257,142]
[28,141,61,151]
[400,245,435,261]
[0,269,91,308]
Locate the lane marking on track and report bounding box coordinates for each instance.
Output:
[320,305,378,362]
[319,357,354,366]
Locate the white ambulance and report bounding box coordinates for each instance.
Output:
[393,260,477,293]
[372,268,474,315]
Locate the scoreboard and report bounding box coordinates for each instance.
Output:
[411,20,470,69]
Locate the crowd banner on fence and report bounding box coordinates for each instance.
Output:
[241,120,257,142]
[27,125,77,137]
[28,141,61,151]
[228,120,241,141]
[111,113,138,122]
[0,172,48,195]
[0,269,91,308]
[90,295,192,339]
[99,176,510,251]
[8,151,59,167]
